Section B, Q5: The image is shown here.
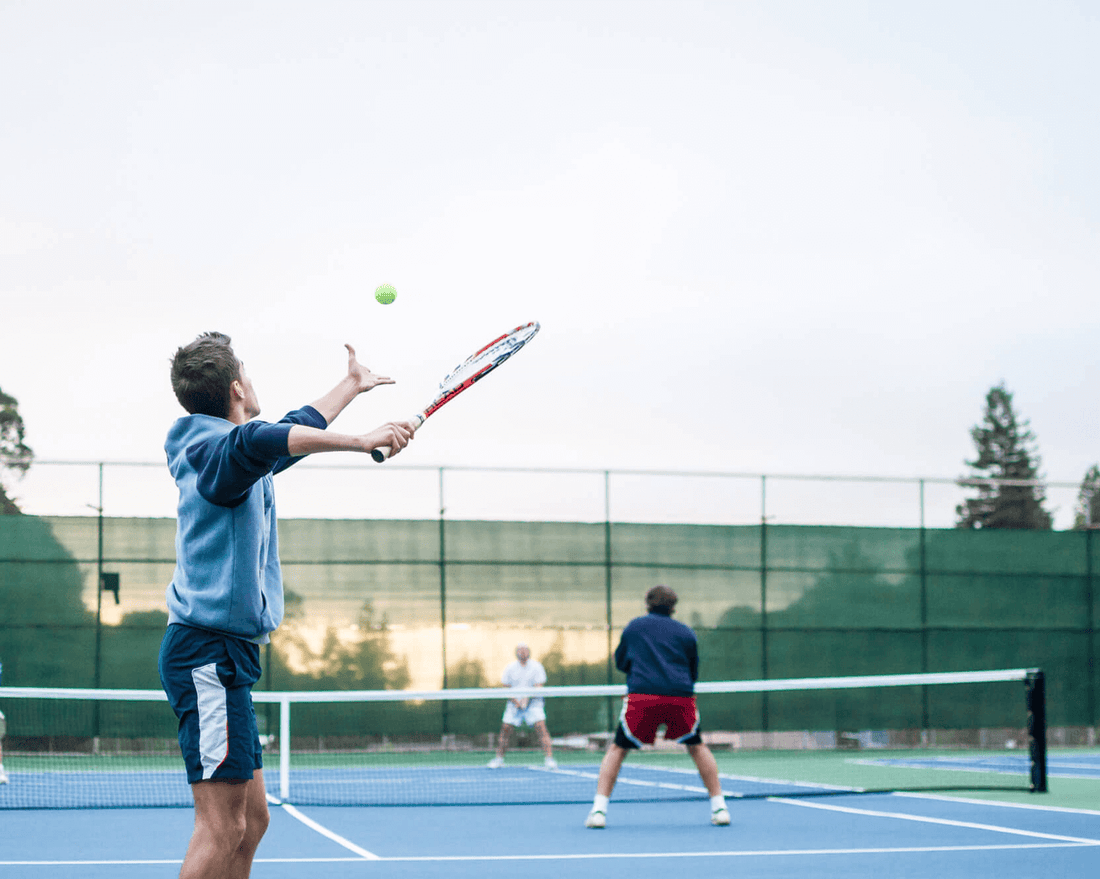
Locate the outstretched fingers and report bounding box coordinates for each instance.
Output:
[344,343,395,391]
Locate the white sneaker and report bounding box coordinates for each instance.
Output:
[544,756,558,769]
[711,807,730,826]
[0,767,8,785]
[487,756,504,769]
[585,810,606,829]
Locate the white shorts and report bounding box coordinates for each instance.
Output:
[502,701,546,727]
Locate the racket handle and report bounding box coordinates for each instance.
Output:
[371,414,424,463]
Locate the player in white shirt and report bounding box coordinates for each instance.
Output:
[487,644,557,769]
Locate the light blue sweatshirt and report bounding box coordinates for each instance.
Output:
[164,406,326,642]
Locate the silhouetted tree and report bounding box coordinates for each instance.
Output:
[270,596,409,690]
[540,632,609,686]
[956,383,1052,529]
[0,387,33,515]
[102,609,170,688]
[0,516,91,685]
[1073,465,1100,530]
[447,656,488,688]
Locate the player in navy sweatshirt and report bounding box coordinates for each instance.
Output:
[586,585,730,829]
[159,331,417,879]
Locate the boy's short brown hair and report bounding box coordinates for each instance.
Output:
[170,332,240,418]
[645,585,678,616]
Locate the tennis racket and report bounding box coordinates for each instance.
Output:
[372,321,541,462]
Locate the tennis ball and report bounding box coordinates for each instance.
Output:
[374,283,397,305]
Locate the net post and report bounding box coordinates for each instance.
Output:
[1025,669,1047,793]
[279,696,291,801]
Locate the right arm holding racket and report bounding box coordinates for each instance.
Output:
[284,343,419,459]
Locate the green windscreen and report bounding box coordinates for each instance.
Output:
[0,517,1095,733]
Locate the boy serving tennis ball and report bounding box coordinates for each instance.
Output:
[159,333,417,878]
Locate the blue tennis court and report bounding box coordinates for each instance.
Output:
[2,761,1098,879]
[0,751,1062,810]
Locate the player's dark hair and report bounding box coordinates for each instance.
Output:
[170,332,241,418]
[645,585,678,616]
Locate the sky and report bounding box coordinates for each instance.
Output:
[1,0,1097,528]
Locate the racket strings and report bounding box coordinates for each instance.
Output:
[439,324,538,393]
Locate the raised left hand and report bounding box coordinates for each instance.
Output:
[345,344,395,393]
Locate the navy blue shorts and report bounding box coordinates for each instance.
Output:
[158,623,263,784]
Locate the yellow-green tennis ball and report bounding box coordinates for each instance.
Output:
[374,283,397,305]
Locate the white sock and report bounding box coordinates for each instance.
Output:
[592,794,609,813]
[710,794,726,811]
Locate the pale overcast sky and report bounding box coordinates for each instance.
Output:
[1,1,1097,526]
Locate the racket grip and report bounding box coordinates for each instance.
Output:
[371,414,424,463]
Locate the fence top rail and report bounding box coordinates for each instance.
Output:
[0,669,1036,704]
[2,456,1086,489]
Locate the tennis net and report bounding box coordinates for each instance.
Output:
[0,668,1046,809]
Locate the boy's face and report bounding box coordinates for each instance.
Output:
[237,363,261,419]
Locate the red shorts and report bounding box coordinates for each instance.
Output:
[616,693,701,748]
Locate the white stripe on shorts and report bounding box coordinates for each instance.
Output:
[618,696,645,748]
[192,662,228,779]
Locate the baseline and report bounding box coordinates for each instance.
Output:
[769,796,1100,846]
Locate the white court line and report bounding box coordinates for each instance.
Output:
[850,755,1100,778]
[367,843,1096,861]
[3,843,1092,867]
[535,763,859,797]
[846,757,1025,776]
[897,791,1100,817]
[769,797,1100,845]
[0,862,182,868]
[607,761,863,794]
[536,765,711,795]
[612,762,861,793]
[266,794,380,860]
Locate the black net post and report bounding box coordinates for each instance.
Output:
[1025,669,1047,793]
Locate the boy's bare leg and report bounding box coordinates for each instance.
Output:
[534,720,554,758]
[180,770,269,879]
[686,743,723,796]
[496,723,513,758]
[596,742,628,797]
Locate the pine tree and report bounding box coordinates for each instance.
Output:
[1073,465,1100,530]
[956,383,1052,530]
[0,387,34,514]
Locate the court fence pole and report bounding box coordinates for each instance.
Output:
[604,470,614,731]
[438,467,448,734]
[760,474,769,732]
[919,479,930,734]
[1086,528,1096,737]
[92,463,104,744]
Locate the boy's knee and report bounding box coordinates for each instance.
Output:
[197,809,248,853]
[250,802,271,839]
